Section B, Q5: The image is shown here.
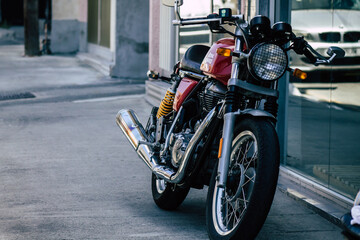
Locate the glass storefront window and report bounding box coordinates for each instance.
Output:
[292,0,360,10]
[179,0,212,57]
[178,0,241,58]
[287,0,360,200]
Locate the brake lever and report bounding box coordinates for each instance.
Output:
[314,56,335,66]
[290,34,345,66]
[305,43,345,66]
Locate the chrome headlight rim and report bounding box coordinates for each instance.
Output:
[247,43,288,81]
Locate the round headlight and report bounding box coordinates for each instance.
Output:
[248,43,288,81]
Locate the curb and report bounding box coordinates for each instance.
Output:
[278,166,353,229]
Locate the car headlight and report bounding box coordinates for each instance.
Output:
[292,30,314,41]
[248,43,288,81]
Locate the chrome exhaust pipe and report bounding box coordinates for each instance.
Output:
[116,108,218,183]
[116,109,175,180]
[116,109,157,169]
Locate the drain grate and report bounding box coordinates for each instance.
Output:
[0,92,36,101]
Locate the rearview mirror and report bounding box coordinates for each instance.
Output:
[162,0,183,7]
[327,46,345,58]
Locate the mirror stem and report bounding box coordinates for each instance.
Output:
[174,2,181,22]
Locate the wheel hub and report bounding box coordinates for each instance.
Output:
[227,164,245,202]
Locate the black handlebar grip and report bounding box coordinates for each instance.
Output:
[303,48,317,64]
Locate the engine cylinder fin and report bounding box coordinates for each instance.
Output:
[198,82,226,113]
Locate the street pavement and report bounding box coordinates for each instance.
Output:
[0,42,345,239]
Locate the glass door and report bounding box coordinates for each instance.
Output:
[328,0,360,199]
[87,0,111,48]
[287,0,360,200]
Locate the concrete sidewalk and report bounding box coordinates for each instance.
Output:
[0,42,349,239]
[0,44,105,93]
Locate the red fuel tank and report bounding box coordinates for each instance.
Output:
[173,77,198,112]
[200,38,234,85]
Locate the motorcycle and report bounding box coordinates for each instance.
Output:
[116,1,345,239]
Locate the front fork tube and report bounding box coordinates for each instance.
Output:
[217,112,236,188]
[217,30,243,188]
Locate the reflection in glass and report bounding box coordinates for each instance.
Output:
[292,0,360,10]
[288,0,360,200]
[178,0,240,58]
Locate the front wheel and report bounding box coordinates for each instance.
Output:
[206,118,280,240]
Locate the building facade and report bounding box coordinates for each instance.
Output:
[51,0,149,79]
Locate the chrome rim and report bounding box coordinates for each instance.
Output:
[212,130,258,235]
[156,178,167,194]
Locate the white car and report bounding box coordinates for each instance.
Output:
[290,0,360,71]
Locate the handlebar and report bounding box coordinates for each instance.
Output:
[291,35,344,66]
[172,14,244,26]
[173,17,222,26]
[303,48,317,64]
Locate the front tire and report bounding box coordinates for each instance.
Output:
[151,173,190,210]
[206,118,280,240]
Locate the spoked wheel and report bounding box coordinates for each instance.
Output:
[151,173,190,210]
[206,118,280,240]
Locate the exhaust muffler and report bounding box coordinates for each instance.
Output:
[116,109,175,180]
[116,109,156,169]
[116,108,217,183]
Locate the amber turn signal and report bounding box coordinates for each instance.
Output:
[216,48,232,57]
[293,68,307,80]
[218,138,223,158]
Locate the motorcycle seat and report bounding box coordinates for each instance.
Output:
[180,45,210,75]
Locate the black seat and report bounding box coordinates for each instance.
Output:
[180,45,210,74]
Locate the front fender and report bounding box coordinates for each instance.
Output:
[236,109,276,121]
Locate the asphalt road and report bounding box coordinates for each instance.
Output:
[0,85,343,239]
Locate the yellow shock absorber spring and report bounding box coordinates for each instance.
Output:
[157,89,175,118]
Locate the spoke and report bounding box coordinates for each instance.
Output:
[240,140,254,165]
[243,150,257,175]
[224,201,230,228]
[236,143,246,164]
[239,205,247,219]
[239,198,249,205]
[243,156,255,174]
[233,200,241,226]
[232,208,238,228]
[249,148,257,164]
[240,141,250,164]
[245,141,254,158]
[241,173,256,188]
[236,194,247,220]
[242,188,247,209]
[230,201,239,229]
[225,200,230,227]
[235,145,243,163]
[227,202,235,228]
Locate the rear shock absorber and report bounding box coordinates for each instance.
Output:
[156,89,175,118]
[156,74,181,119]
